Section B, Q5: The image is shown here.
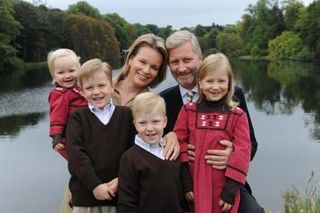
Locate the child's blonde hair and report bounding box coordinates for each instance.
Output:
[198,53,238,109]
[132,92,166,119]
[78,58,112,87]
[47,48,80,79]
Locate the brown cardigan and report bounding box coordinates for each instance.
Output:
[118,144,184,213]
[67,106,135,207]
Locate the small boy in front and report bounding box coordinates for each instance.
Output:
[117,92,188,213]
[66,58,135,213]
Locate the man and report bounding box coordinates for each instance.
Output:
[160,30,263,212]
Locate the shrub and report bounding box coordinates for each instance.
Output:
[283,171,320,213]
[268,31,303,60]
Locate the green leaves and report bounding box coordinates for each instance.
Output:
[0,0,22,71]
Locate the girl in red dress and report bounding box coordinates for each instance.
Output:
[174,53,251,213]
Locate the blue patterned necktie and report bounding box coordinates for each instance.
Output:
[186,91,195,102]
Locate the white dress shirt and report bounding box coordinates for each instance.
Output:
[134,135,164,160]
[88,100,115,125]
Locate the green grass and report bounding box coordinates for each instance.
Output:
[282,171,320,213]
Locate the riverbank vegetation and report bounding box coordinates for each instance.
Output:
[283,172,320,212]
[1,0,319,75]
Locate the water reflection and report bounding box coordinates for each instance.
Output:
[0,113,46,138]
[232,60,320,141]
[0,63,50,92]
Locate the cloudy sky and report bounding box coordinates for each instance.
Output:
[28,0,314,29]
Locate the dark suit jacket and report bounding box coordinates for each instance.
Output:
[160,85,257,160]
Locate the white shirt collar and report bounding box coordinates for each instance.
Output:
[179,85,199,104]
[88,99,115,125]
[134,135,164,160]
[88,99,113,112]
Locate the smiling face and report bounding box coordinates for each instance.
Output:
[134,109,167,145]
[199,67,229,102]
[127,46,163,88]
[82,71,114,110]
[52,55,79,88]
[168,41,203,90]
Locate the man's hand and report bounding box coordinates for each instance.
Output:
[185,191,194,202]
[163,132,180,160]
[204,140,233,169]
[187,144,195,161]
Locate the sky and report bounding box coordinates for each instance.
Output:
[26,0,314,29]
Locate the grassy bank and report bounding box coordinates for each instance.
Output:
[282,172,320,213]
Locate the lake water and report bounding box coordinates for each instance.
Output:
[0,60,319,212]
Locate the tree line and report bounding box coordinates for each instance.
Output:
[1,0,319,74]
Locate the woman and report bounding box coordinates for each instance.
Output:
[112,33,167,106]
[112,33,179,160]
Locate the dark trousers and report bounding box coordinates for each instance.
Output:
[238,183,264,213]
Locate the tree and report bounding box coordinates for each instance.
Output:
[216,31,244,57]
[0,0,23,72]
[134,23,152,36]
[296,1,320,61]
[37,6,66,52]
[64,14,121,67]
[281,0,305,31]
[243,0,285,56]
[193,24,207,37]
[103,13,132,50]
[201,27,220,56]
[237,14,253,40]
[145,24,159,35]
[67,1,101,18]
[157,25,173,39]
[268,31,302,59]
[205,28,219,49]
[123,24,140,47]
[13,1,47,62]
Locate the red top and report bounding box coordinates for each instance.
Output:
[174,101,251,213]
[48,85,87,159]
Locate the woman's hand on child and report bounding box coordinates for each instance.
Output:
[185,191,194,202]
[163,132,180,160]
[204,140,233,170]
[219,199,233,212]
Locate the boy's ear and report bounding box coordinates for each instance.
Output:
[133,120,138,129]
[198,53,204,61]
[163,116,168,128]
[111,85,115,93]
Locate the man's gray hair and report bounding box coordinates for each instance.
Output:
[166,30,202,55]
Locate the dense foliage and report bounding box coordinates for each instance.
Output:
[1,0,319,74]
[0,0,23,72]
